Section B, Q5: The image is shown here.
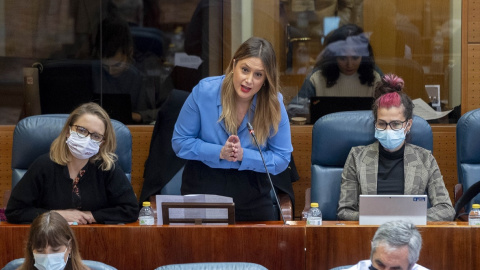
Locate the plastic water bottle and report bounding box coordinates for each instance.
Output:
[469,204,480,225]
[139,201,155,225]
[307,202,322,225]
[171,26,185,52]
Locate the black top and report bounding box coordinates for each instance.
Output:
[377,144,405,194]
[6,154,138,224]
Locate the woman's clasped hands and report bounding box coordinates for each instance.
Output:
[220,135,243,162]
[54,209,96,225]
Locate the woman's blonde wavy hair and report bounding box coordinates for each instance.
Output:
[220,37,281,146]
[50,102,117,170]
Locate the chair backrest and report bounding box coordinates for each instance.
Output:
[311,110,433,220]
[11,114,132,189]
[130,26,166,58]
[155,262,268,270]
[2,258,117,270]
[82,260,118,270]
[1,258,23,270]
[456,108,480,212]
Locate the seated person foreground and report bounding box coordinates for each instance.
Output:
[6,102,138,224]
[337,74,455,221]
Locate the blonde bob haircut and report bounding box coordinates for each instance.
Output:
[50,102,117,170]
[19,211,88,270]
[220,37,281,146]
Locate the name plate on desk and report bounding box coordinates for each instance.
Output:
[155,194,234,225]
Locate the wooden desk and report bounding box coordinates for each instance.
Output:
[306,221,476,270]
[0,221,305,270]
[1,221,478,269]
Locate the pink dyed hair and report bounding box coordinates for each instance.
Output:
[378,92,402,108]
[373,73,414,120]
[377,74,404,108]
[383,73,404,90]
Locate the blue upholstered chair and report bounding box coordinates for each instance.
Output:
[155,262,268,270]
[308,111,433,220]
[130,26,167,59]
[11,114,132,190]
[2,258,117,270]
[455,108,480,217]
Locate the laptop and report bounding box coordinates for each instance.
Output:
[359,194,428,225]
[309,96,374,124]
[92,93,133,124]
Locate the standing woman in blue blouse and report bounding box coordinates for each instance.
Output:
[172,37,293,221]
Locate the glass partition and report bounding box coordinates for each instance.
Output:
[0,0,461,125]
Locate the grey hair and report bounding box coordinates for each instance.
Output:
[370,220,422,267]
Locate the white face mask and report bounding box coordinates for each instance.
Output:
[33,247,68,270]
[66,130,100,160]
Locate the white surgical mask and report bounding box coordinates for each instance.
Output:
[66,130,100,160]
[33,247,68,270]
[374,128,406,151]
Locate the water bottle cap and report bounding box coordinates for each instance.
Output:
[310,202,319,208]
[142,201,151,207]
[473,204,480,209]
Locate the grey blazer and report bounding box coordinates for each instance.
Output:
[337,142,455,221]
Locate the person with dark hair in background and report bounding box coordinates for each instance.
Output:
[92,15,171,124]
[346,220,428,270]
[172,37,293,221]
[295,24,381,100]
[337,74,455,221]
[17,211,89,270]
[6,103,138,224]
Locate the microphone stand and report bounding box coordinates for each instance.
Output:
[247,123,286,225]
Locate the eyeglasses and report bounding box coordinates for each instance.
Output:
[102,61,128,73]
[71,125,104,142]
[374,120,407,131]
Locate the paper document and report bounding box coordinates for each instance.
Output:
[155,194,233,225]
[412,98,452,120]
[174,53,202,69]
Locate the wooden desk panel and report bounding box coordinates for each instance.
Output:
[306,221,474,270]
[0,221,305,270]
[2,221,479,270]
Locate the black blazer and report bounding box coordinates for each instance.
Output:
[139,89,190,205]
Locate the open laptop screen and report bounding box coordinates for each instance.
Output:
[359,194,427,225]
[92,93,133,125]
[309,96,374,124]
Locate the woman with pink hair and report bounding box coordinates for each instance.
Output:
[337,74,455,221]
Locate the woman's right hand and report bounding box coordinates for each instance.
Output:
[54,209,96,224]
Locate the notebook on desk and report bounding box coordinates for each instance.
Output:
[359,194,428,225]
[309,96,374,124]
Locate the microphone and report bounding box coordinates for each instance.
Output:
[247,122,286,225]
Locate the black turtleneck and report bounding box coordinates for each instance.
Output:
[377,143,405,194]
